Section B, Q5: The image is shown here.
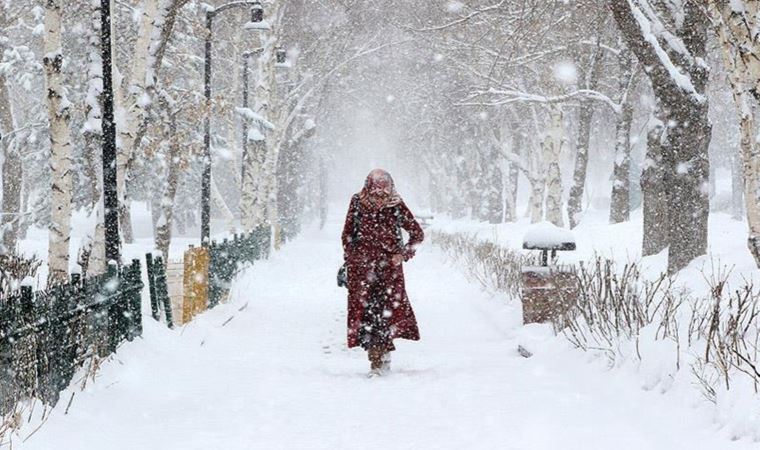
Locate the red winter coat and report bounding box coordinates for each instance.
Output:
[341,194,424,349]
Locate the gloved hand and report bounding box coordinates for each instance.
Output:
[402,244,416,261]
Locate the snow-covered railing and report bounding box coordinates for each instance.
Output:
[0,260,143,416]
[208,226,271,307]
[145,226,272,328]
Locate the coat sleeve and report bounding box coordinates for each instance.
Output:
[398,201,424,252]
[341,195,358,259]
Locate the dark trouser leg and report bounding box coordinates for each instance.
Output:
[368,346,383,370]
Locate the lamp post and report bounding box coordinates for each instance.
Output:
[202,0,266,246]
[101,0,119,265]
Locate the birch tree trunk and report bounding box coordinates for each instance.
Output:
[82,0,104,210]
[527,140,546,224]
[44,0,74,284]
[567,42,603,229]
[504,128,521,222]
[240,49,270,231]
[609,50,635,224]
[738,115,760,266]
[0,6,20,255]
[483,144,503,224]
[212,174,235,226]
[260,2,286,247]
[115,0,160,244]
[504,162,519,222]
[242,2,282,233]
[730,152,743,220]
[81,0,105,275]
[86,203,106,277]
[609,110,633,223]
[544,107,564,227]
[566,100,594,229]
[155,106,180,261]
[708,0,760,267]
[0,72,19,255]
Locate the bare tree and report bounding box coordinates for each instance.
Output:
[608,0,712,273]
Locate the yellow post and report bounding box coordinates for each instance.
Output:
[183,246,210,323]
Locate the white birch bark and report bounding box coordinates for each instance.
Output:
[82,0,103,209]
[262,7,283,244]
[115,0,160,244]
[709,0,760,267]
[0,65,18,254]
[0,5,20,255]
[86,202,106,277]
[241,39,273,231]
[544,107,564,227]
[81,0,105,275]
[44,0,74,284]
[211,174,235,225]
[609,50,637,224]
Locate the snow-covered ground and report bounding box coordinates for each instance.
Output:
[10,213,758,449]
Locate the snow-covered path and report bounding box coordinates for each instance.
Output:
[17,223,757,449]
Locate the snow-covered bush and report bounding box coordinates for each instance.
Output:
[432,229,760,439]
[0,254,41,294]
[430,230,524,299]
[561,257,683,365]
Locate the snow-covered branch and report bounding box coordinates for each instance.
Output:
[459,88,622,114]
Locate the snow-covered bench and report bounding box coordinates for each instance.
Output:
[521,222,577,325]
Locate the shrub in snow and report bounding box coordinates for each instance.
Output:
[432,228,760,441]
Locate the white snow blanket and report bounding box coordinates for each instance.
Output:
[11,220,755,450]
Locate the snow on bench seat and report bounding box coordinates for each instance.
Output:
[522,221,576,251]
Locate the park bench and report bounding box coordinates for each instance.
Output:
[520,222,578,326]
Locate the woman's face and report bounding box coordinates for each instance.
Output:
[369,177,392,203]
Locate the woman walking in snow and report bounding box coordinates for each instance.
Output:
[341,169,424,377]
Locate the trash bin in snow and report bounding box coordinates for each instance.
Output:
[521,222,578,325]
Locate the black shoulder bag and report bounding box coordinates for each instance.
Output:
[337,196,361,288]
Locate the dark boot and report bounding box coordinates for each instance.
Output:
[367,346,383,376]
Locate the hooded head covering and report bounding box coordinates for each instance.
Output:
[359,169,402,211]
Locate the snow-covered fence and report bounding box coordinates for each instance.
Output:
[0,260,143,416]
[0,254,41,295]
[146,226,272,327]
[208,227,270,308]
[146,253,174,328]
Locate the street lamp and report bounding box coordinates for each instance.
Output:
[201,0,266,246]
[100,0,119,265]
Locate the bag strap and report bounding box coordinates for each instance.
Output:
[393,206,404,250]
[350,195,361,249]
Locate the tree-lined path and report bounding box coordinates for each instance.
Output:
[17,218,754,450]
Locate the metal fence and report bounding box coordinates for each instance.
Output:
[0,260,143,415]
[209,226,271,308]
[146,226,272,326]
